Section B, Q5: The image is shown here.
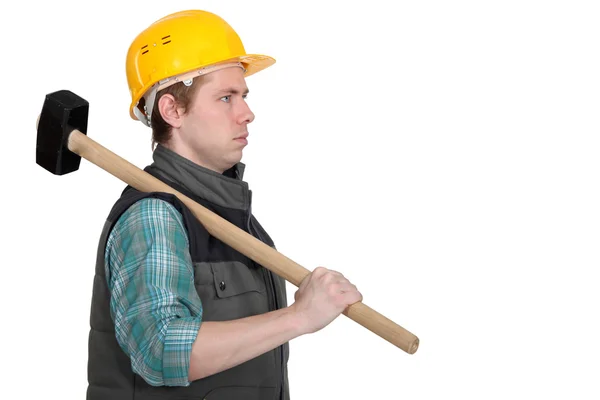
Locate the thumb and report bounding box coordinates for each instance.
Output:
[294,271,312,301]
[298,271,311,291]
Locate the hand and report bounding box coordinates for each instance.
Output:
[291,266,363,335]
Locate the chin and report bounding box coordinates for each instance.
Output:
[223,156,242,170]
[230,151,244,164]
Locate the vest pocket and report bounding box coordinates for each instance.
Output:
[210,261,263,298]
[193,261,269,321]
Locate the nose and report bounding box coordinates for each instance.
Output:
[237,98,255,125]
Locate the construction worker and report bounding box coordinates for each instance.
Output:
[86,9,362,400]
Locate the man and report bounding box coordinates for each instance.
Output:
[86,9,362,400]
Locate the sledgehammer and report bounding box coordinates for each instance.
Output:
[36,89,420,355]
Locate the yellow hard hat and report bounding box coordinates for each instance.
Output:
[126,10,276,126]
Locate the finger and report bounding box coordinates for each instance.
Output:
[320,271,345,285]
[298,271,313,290]
[312,266,328,277]
[326,269,345,279]
[342,289,363,305]
[333,277,351,286]
[337,282,358,294]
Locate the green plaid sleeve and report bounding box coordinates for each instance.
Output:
[105,197,202,387]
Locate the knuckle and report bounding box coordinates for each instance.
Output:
[330,269,343,278]
[327,284,340,297]
[320,272,334,283]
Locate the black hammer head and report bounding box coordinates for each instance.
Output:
[36,90,89,175]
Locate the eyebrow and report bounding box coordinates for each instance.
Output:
[215,87,250,96]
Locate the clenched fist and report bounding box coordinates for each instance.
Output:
[291,266,363,335]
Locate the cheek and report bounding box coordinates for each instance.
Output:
[205,110,236,132]
[186,106,235,143]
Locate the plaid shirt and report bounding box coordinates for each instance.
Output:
[105,197,203,387]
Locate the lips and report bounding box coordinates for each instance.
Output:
[234,133,248,145]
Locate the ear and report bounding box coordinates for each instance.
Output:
[157,94,184,128]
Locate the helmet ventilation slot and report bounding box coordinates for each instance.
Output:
[140,36,171,55]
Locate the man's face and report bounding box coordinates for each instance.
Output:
[176,67,255,173]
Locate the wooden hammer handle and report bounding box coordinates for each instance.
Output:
[68,130,419,354]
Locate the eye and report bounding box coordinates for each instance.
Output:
[220,95,231,103]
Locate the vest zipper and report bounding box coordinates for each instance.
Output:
[246,205,284,399]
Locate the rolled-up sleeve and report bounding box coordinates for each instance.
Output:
[105,197,203,387]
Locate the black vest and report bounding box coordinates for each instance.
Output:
[87,164,290,400]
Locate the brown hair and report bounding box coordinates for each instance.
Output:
[144,76,208,149]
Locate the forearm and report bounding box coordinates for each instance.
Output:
[188,305,302,381]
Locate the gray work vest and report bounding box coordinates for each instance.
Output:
[86,163,290,400]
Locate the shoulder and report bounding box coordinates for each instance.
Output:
[109,197,188,244]
[124,197,182,223]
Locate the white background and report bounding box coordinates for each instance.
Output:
[2,0,599,398]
